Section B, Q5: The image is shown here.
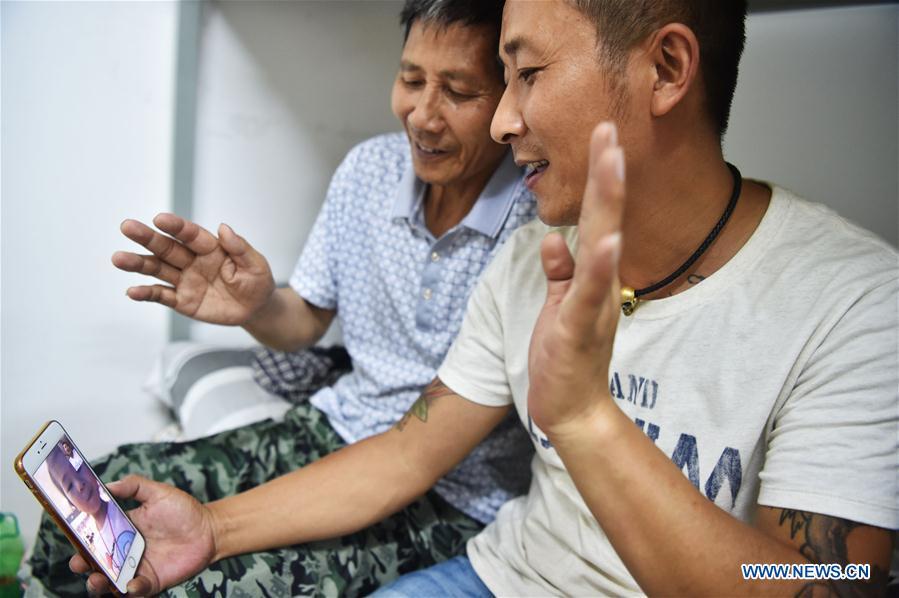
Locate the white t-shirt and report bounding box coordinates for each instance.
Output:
[438,186,899,596]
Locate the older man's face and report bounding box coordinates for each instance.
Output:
[391,21,508,189]
[492,0,629,226]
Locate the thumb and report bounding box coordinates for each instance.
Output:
[541,232,575,282]
[106,474,167,504]
[218,223,261,269]
[541,232,575,307]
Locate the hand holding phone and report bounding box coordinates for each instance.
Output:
[68,475,217,596]
[16,422,216,595]
[15,421,145,594]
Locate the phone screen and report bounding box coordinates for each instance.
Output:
[30,432,138,583]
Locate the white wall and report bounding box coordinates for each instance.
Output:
[726,4,898,247]
[1,1,177,543]
[188,0,403,344]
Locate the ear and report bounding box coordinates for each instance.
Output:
[647,23,700,118]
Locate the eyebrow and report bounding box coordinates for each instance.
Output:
[501,35,531,59]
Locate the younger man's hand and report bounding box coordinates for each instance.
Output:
[526,122,625,439]
[69,475,217,596]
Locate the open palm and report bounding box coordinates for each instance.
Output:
[112,213,275,325]
[71,475,217,596]
[526,123,625,437]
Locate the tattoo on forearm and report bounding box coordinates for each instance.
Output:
[776,509,889,597]
[395,379,454,431]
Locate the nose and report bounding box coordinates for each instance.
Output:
[490,85,525,144]
[406,85,444,135]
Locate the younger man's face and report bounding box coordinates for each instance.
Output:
[492,0,632,226]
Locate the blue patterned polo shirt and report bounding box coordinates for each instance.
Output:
[290,132,537,523]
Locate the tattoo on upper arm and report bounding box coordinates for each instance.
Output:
[776,509,889,597]
[395,379,454,431]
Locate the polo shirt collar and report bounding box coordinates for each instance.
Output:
[390,149,523,240]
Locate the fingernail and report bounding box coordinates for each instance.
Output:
[604,121,618,146]
[594,121,617,146]
[603,232,622,262]
[612,147,625,181]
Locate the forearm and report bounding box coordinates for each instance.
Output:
[207,380,509,562]
[551,400,807,596]
[208,429,430,561]
[242,287,334,351]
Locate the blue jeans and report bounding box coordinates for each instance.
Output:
[372,556,493,597]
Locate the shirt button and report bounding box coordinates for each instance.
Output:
[430,252,440,262]
[422,288,432,300]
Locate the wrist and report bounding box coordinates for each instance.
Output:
[206,499,234,563]
[242,286,279,329]
[545,394,624,452]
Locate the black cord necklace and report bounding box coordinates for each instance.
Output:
[620,162,742,316]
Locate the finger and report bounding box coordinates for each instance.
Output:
[540,232,576,309]
[218,223,263,270]
[125,284,178,309]
[559,233,621,338]
[86,572,112,595]
[126,575,155,596]
[569,141,625,311]
[106,475,170,504]
[577,122,625,255]
[540,232,575,283]
[120,219,194,270]
[112,252,182,286]
[153,213,221,257]
[569,233,621,316]
[69,553,91,574]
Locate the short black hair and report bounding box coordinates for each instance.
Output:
[569,0,747,137]
[399,0,504,43]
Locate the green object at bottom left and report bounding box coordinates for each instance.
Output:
[0,513,25,598]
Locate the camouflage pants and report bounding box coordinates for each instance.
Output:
[28,404,483,597]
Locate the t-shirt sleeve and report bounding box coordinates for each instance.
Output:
[438,249,514,408]
[289,147,361,310]
[757,276,899,529]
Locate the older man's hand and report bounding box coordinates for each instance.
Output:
[112,213,276,326]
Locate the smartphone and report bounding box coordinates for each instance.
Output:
[14,421,145,594]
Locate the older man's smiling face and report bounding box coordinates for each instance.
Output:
[391,21,508,191]
[491,0,631,226]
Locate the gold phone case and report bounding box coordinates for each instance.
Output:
[14,421,125,597]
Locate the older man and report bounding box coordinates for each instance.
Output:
[73,0,896,596]
[29,1,535,596]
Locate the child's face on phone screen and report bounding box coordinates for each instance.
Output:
[47,451,102,516]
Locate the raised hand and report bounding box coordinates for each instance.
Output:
[112,213,276,325]
[526,122,625,438]
[70,475,217,596]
